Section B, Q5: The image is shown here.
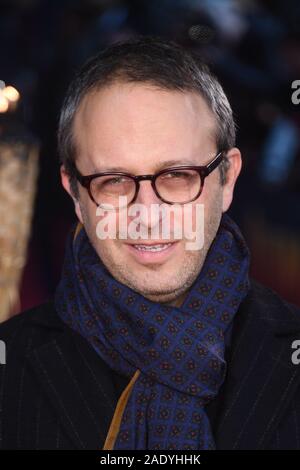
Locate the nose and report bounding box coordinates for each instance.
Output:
[130,180,163,230]
[134,179,161,204]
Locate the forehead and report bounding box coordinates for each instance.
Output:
[73,82,216,170]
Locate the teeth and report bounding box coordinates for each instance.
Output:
[133,243,172,252]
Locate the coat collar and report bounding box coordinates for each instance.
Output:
[25,280,300,449]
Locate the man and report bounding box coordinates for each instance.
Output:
[1,36,300,450]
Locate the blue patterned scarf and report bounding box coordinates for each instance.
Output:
[54,212,250,450]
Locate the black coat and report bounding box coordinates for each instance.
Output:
[1,278,300,450]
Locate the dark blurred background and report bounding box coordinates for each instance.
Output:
[1,0,300,311]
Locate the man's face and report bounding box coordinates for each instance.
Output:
[63,83,230,306]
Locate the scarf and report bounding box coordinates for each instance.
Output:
[54,212,250,450]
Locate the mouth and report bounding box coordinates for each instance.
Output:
[124,241,179,263]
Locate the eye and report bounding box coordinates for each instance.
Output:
[160,170,194,179]
[101,176,130,186]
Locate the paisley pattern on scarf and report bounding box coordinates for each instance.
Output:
[54,212,251,450]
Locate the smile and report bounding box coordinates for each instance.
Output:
[133,243,172,252]
[125,241,179,263]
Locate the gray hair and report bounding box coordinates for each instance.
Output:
[58,35,235,198]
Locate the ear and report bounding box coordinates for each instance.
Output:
[221,147,242,213]
[60,164,83,224]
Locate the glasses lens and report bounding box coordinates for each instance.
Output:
[90,175,135,209]
[155,169,202,203]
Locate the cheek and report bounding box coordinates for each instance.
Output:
[201,178,223,212]
[79,198,105,245]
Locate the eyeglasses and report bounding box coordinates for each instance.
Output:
[72,150,224,209]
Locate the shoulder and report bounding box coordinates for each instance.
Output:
[0,299,67,358]
[241,277,300,326]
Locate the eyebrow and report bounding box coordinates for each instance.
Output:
[92,159,198,174]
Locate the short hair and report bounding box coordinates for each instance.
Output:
[57,35,235,198]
